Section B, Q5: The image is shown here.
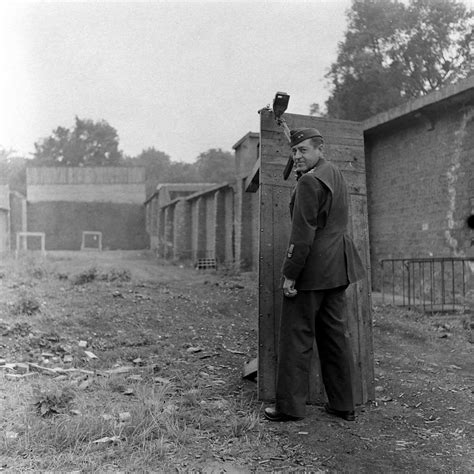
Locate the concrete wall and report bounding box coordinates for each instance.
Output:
[173,199,192,260]
[234,178,259,270]
[233,132,259,178]
[10,191,26,251]
[27,201,148,250]
[364,82,474,288]
[26,166,148,250]
[28,184,145,204]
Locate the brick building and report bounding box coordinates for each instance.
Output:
[146,133,260,270]
[363,77,474,288]
[158,182,234,264]
[145,183,217,253]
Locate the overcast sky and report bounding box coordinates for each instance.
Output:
[1,0,472,163]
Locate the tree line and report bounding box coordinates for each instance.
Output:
[2,0,471,195]
[0,117,235,197]
[313,0,472,120]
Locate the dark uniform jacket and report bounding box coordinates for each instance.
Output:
[282,158,365,290]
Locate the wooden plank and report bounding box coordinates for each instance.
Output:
[242,357,258,380]
[349,194,375,402]
[261,111,363,135]
[26,167,146,185]
[258,181,276,400]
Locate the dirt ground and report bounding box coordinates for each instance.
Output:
[0,251,473,472]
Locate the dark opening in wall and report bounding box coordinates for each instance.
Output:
[467,214,474,230]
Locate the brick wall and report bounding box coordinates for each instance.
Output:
[164,206,174,259]
[365,105,474,288]
[205,194,216,258]
[215,190,227,263]
[224,188,234,264]
[173,199,192,260]
[145,183,217,251]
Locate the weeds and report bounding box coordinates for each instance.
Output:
[33,385,75,417]
[0,252,268,471]
[12,290,41,316]
[100,268,132,282]
[30,266,47,279]
[72,267,98,285]
[72,267,132,285]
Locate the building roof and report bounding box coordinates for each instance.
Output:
[145,182,217,204]
[161,182,233,209]
[363,75,474,134]
[233,132,259,150]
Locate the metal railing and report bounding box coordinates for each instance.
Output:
[381,257,473,313]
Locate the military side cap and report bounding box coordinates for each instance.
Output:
[290,128,323,147]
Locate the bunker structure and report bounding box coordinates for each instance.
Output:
[146,133,260,270]
[145,183,219,258]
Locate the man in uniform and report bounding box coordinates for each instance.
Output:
[264,128,365,422]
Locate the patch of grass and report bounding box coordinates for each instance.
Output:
[0,368,265,471]
[12,290,41,316]
[99,268,132,282]
[30,265,48,279]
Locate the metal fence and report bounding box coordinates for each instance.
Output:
[381,257,473,313]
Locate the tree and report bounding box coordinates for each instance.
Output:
[127,147,202,196]
[324,0,473,121]
[194,148,235,183]
[33,117,123,166]
[132,147,173,196]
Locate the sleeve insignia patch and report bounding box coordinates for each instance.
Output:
[287,244,294,258]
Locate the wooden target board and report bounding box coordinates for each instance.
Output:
[257,109,374,404]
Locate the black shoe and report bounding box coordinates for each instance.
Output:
[324,403,355,421]
[264,407,303,422]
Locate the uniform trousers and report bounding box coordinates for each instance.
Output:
[275,285,354,418]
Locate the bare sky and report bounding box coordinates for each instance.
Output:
[1,0,471,163]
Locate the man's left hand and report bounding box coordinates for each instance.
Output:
[283,276,297,298]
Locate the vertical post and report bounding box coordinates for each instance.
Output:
[451,259,455,312]
[441,260,445,312]
[392,260,395,305]
[402,261,406,307]
[381,261,385,304]
[421,261,426,311]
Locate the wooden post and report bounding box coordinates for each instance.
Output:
[81,231,102,251]
[16,232,46,257]
[258,109,374,405]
